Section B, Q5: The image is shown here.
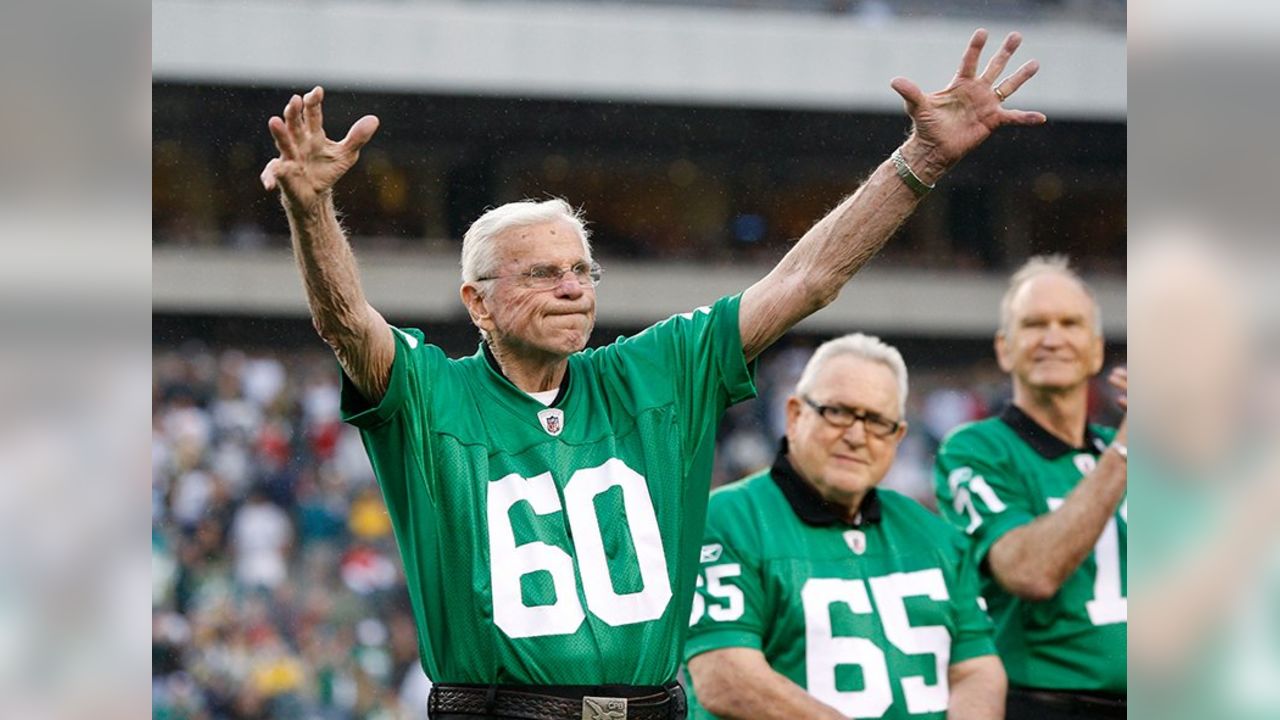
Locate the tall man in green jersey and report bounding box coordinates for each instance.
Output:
[686,334,1006,720]
[259,29,1046,718]
[933,256,1127,719]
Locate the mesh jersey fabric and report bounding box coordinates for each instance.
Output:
[685,468,996,719]
[340,294,757,685]
[934,413,1125,692]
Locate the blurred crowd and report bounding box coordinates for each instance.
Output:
[151,338,1120,719]
[152,347,431,720]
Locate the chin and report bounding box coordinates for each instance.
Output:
[553,332,591,356]
[823,471,875,498]
[1029,374,1086,392]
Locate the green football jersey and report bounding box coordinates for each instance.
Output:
[684,451,997,720]
[933,405,1125,692]
[340,294,757,685]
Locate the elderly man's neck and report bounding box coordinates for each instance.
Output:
[789,455,869,524]
[1012,382,1090,447]
[488,340,570,393]
[825,489,868,525]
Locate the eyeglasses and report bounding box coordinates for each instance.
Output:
[477,261,603,290]
[802,396,901,438]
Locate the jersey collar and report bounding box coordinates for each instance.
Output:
[999,403,1109,459]
[481,341,572,407]
[770,438,882,528]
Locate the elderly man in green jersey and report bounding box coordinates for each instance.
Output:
[260,29,1044,720]
[685,334,1007,720]
[934,256,1127,720]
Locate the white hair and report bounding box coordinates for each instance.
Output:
[794,333,909,416]
[999,254,1102,336]
[460,198,592,283]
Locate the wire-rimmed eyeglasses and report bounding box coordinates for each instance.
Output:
[477,261,603,290]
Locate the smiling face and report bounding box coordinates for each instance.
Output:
[461,219,597,360]
[996,273,1104,395]
[784,354,907,512]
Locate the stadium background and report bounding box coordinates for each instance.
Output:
[151,1,1125,718]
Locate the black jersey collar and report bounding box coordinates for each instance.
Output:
[999,403,1108,459]
[770,438,881,528]
[481,341,571,407]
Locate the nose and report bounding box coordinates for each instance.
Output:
[553,270,586,297]
[1041,323,1066,346]
[839,418,869,447]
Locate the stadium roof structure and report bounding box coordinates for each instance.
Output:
[153,0,1124,121]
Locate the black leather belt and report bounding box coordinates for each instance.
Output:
[1010,686,1126,715]
[429,681,687,720]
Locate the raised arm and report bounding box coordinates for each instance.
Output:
[740,29,1045,361]
[261,86,395,402]
[988,369,1128,600]
[687,648,848,720]
[988,439,1126,602]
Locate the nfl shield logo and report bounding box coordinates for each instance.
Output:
[700,543,723,563]
[537,408,564,436]
[843,530,867,555]
[1073,453,1097,475]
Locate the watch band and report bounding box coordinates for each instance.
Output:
[890,148,934,197]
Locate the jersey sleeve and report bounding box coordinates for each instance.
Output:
[933,428,1037,568]
[339,326,433,428]
[683,492,768,660]
[592,294,758,469]
[947,532,998,663]
[339,326,444,503]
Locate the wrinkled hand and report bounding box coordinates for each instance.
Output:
[891,29,1046,176]
[260,86,380,212]
[1109,366,1128,412]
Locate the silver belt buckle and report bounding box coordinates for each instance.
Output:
[582,695,627,720]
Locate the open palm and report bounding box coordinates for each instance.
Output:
[260,86,380,211]
[892,30,1046,169]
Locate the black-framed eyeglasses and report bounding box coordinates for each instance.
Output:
[802,396,902,438]
[477,261,603,290]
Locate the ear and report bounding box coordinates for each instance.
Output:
[892,420,909,444]
[784,395,804,441]
[460,283,494,335]
[1088,333,1105,375]
[995,332,1014,373]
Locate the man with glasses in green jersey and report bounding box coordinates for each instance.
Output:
[685,334,1006,720]
[259,29,1044,720]
[934,256,1127,719]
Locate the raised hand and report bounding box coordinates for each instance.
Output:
[260,86,380,212]
[1109,366,1128,412]
[891,29,1045,174]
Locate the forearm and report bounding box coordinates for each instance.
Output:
[689,651,846,720]
[740,137,945,359]
[284,192,392,400]
[285,192,371,337]
[794,138,944,299]
[988,451,1127,599]
[947,657,1006,720]
[704,674,845,720]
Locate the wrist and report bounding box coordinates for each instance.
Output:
[898,135,948,187]
[283,189,335,223]
[1108,441,1128,461]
